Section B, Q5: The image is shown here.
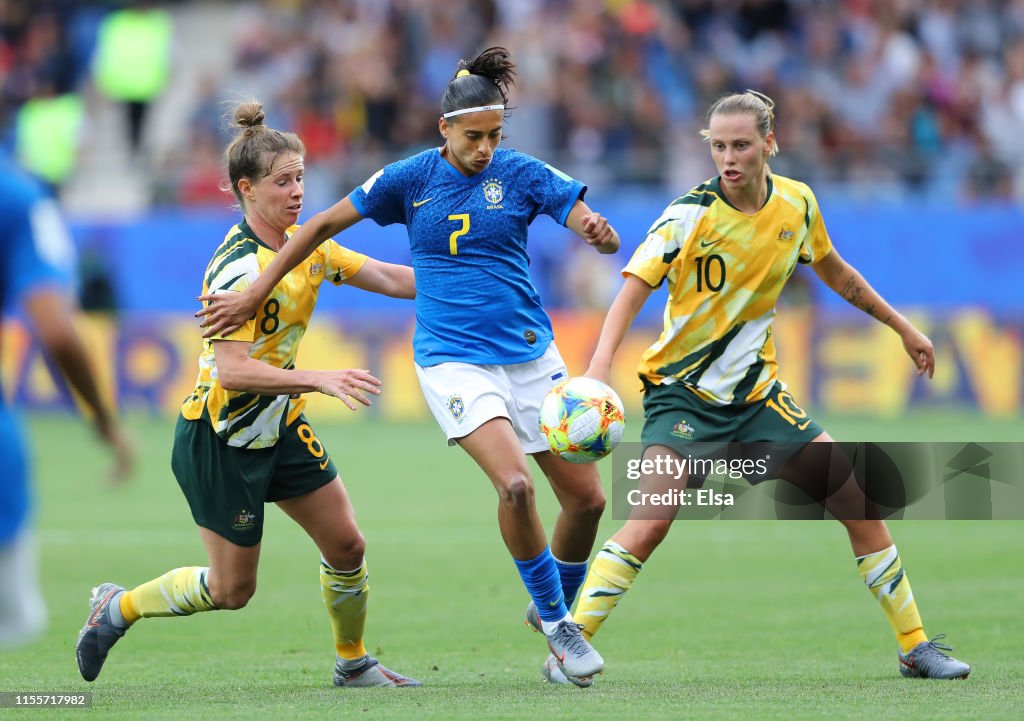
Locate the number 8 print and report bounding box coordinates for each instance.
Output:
[296,423,325,458]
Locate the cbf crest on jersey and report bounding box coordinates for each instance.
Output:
[482,178,503,209]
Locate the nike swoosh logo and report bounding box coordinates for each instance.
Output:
[699,238,721,248]
[86,589,116,627]
[412,198,433,207]
[548,600,560,607]
[319,459,330,470]
[797,419,811,430]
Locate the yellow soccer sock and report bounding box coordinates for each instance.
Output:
[320,560,368,660]
[122,566,216,623]
[857,545,927,652]
[572,541,643,641]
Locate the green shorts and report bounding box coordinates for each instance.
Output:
[642,380,823,445]
[641,380,824,481]
[171,413,338,546]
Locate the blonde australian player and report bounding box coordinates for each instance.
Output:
[556,91,970,684]
[75,101,420,688]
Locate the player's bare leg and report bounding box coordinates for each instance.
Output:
[784,431,970,679]
[537,445,683,685]
[572,444,681,637]
[459,418,604,681]
[525,453,606,685]
[533,452,605,566]
[278,477,420,687]
[458,418,548,559]
[76,529,249,682]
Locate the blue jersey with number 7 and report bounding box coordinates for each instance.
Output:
[348,147,585,367]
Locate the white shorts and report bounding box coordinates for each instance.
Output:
[415,343,569,453]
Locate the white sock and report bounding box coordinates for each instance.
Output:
[107,591,128,628]
[336,654,370,671]
[540,611,574,636]
[0,532,48,648]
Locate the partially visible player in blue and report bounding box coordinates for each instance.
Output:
[0,154,133,648]
[196,47,618,683]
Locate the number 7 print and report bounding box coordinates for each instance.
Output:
[448,214,470,255]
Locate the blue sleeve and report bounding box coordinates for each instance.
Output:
[347,158,417,227]
[3,192,73,307]
[521,154,586,226]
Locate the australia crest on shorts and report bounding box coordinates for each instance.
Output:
[447,394,466,423]
[232,508,257,531]
[671,419,695,440]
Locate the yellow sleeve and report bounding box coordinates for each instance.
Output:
[324,240,369,286]
[202,240,260,343]
[800,185,834,265]
[207,289,257,343]
[622,204,697,288]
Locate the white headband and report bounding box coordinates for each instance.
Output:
[442,104,505,119]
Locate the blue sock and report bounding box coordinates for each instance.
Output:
[553,556,588,610]
[513,546,567,622]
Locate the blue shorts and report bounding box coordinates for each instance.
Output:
[0,409,31,545]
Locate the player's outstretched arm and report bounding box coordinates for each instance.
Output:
[213,339,381,410]
[196,198,366,337]
[566,200,620,254]
[584,274,655,383]
[345,258,416,299]
[812,249,935,378]
[23,288,135,483]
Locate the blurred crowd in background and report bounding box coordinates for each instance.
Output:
[3,0,1024,209]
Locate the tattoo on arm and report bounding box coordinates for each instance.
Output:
[839,274,885,320]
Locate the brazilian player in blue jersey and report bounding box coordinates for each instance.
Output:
[197,47,618,683]
[0,155,133,647]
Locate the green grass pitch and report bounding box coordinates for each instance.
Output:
[2,410,1022,720]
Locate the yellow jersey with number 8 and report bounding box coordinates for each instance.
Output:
[181,220,367,448]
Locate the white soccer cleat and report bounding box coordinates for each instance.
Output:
[525,602,595,687]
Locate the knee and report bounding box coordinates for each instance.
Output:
[496,473,535,509]
[573,488,607,521]
[209,578,256,610]
[561,488,606,527]
[322,532,366,571]
[839,519,892,551]
[840,518,881,536]
[628,520,672,558]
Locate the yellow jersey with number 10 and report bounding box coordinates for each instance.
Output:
[180,220,367,448]
[623,174,833,406]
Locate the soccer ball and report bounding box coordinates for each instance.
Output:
[539,377,625,463]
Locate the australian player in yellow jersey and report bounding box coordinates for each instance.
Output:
[75,101,421,688]
[554,91,970,684]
